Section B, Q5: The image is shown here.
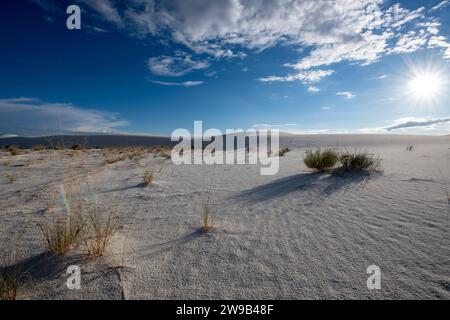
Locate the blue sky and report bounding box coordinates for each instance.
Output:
[1,0,449,136]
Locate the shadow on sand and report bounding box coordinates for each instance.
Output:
[103,182,149,193]
[231,171,379,204]
[133,228,208,260]
[0,251,85,284]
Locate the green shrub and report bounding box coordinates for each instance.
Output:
[304,149,338,172]
[339,150,381,171]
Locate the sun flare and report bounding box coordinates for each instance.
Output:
[408,72,443,99]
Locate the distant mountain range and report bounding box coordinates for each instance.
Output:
[0,134,175,148]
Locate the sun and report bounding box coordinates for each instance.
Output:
[408,72,443,99]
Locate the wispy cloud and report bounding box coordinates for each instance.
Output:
[430,1,450,12]
[148,51,210,77]
[0,97,128,136]
[252,123,298,129]
[385,117,450,131]
[336,92,355,99]
[150,80,204,87]
[259,69,334,84]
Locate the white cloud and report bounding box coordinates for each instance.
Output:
[147,52,210,76]
[428,35,450,60]
[378,74,388,79]
[150,80,204,87]
[64,1,450,84]
[259,69,334,84]
[390,31,428,54]
[307,86,320,93]
[81,0,124,27]
[384,117,450,131]
[0,98,128,136]
[336,92,355,99]
[252,123,297,129]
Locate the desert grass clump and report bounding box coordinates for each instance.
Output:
[7,146,20,156]
[71,144,84,151]
[0,251,22,300]
[84,206,119,259]
[278,147,290,157]
[39,183,85,255]
[406,145,414,152]
[304,149,338,172]
[339,150,381,172]
[39,214,85,255]
[143,168,154,186]
[43,185,58,212]
[5,173,18,183]
[32,145,47,151]
[201,184,214,232]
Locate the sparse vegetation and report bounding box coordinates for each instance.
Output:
[39,214,85,255]
[304,149,339,172]
[144,168,154,186]
[83,205,119,259]
[278,147,290,157]
[39,185,84,255]
[5,173,18,183]
[71,144,84,151]
[7,146,20,156]
[32,145,47,151]
[44,186,58,212]
[0,251,22,300]
[339,150,381,172]
[201,184,214,232]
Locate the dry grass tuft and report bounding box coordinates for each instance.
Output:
[39,214,85,255]
[144,168,154,186]
[5,173,18,183]
[84,205,119,259]
[32,145,47,151]
[7,146,20,156]
[39,184,84,255]
[44,185,58,212]
[201,184,214,232]
[0,251,22,301]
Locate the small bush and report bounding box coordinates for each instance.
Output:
[7,146,20,156]
[32,145,47,151]
[71,144,84,151]
[278,148,290,157]
[0,251,22,300]
[304,149,338,172]
[84,206,119,259]
[339,150,381,172]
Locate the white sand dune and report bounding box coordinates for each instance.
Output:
[0,134,449,299]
